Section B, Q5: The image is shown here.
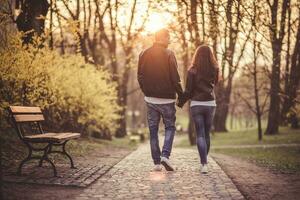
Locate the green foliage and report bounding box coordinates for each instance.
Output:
[0,34,120,136]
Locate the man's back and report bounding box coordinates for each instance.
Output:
[138,42,183,99]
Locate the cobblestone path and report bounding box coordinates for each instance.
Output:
[76,143,244,200]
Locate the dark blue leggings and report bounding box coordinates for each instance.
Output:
[191,106,216,164]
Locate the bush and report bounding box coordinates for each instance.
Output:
[0,34,120,137]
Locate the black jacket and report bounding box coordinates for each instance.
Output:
[137,43,183,99]
[178,66,219,107]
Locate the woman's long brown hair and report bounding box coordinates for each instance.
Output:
[189,45,219,82]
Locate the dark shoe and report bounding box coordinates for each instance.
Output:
[161,157,174,171]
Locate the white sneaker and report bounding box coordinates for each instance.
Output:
[201,164,208,174]
[152,164,162,171]
[161,157,174,171]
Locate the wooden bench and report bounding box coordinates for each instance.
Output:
[9,106,81,176]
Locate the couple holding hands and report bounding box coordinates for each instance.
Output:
[137,28,219,174]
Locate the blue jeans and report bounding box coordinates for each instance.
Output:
[146,102,176,165]
[190,106,216,165]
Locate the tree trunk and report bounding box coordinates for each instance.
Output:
[281,4,291,125]
[213,0,240,132]
[229,103,235,130]
[115,81,128,138]
[15,0,49,43]
[253,40,263,140]
[213,102,229,132]
[208,0,219,60]
[0,134,3,200]
[115,104,127,138]
[188,111,196,145]
[190,0,201,46]
[115,51,131,138]
[281,12,300,123]
[265,0,289,135]
[53,1,65,54]
[265,43,281,135]
[290,113,299,129]
[49,0,53,49]
[199,0,206,41]
[214,81,231,132]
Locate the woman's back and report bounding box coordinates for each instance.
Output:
[186,45,219,101]
[178,45,219,107]
[189,65,218,101]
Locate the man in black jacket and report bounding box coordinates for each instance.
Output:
[137,29,183,171]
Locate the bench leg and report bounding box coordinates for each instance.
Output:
[47,141,76,169]
[18,143,43,175]
[43,157,57,177]
[38,145,50,167]
[17,144,33,175]
[62,141,76,169]
[38,144,57,177]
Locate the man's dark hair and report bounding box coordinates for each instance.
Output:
[154,28,169,41]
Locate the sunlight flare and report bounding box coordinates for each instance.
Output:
[149,172,166,182]
[144,12,171,34]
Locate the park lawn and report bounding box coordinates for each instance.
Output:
[212,146,300,173]
[176,127,300,148]
[211,127,300,146]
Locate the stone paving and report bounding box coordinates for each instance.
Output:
[3,163,111,187]
[76,144,245,200]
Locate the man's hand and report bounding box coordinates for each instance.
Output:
[176,98,184,108]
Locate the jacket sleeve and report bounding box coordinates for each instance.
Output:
[137,51,145,93]
[168,52,183,98]
[177,71,195,108]
[215,67,220,84]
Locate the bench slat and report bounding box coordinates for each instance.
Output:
[10,106,42,114]
[14,114,44,122]
[24,132,80,142]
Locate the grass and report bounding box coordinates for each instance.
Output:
[175,127,300,173]
[176,113,189,129]
[176,127,300,148]
[212,147,300,173]
[211,127,300,146]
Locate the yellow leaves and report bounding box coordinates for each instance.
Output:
[0,33,120,135]
[66,19,80,33]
